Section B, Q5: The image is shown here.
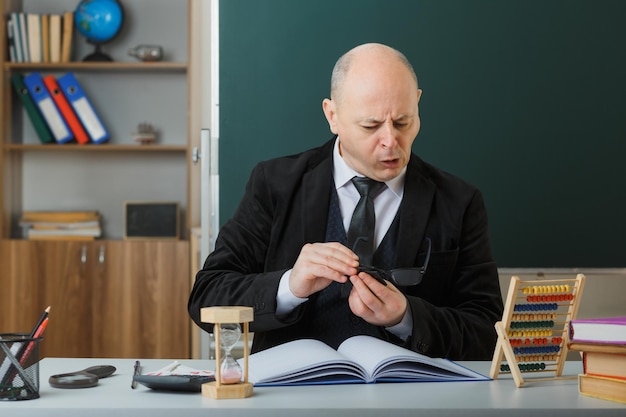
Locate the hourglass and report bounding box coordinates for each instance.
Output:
[219,323,243,384]
[200,306,254,399]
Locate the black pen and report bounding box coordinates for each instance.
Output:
[131,360,141,389]
[31,306,51,337]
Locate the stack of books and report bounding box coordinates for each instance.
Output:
[6,11,74,64]
[20,211,102,240]
[568,316,626,404]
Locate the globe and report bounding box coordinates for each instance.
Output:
[75,0,124,61]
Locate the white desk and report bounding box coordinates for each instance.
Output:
[1,358,625,416]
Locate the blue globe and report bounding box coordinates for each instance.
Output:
[75,0,123,44]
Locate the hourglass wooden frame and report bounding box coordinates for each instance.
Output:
[200,306,254,399]
[490,274,585,388]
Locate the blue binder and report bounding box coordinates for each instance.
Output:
[23,72,73,143]
[57,72,110,144]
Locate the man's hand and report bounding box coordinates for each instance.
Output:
[348,272,408,327]
[289,242,359,298]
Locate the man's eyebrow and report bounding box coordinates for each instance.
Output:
[361,115,414,123]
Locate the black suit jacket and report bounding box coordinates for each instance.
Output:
[188,137,503,360]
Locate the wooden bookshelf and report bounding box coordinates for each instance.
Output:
[0,0,205,360]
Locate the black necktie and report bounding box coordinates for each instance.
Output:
[343,177,384,297]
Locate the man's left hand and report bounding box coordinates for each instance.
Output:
[347,272,407,327]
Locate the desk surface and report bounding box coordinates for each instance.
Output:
[1,358,625,417]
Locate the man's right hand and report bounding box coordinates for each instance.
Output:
[289,242,359,298]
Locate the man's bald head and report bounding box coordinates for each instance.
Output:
[329,43,418,104]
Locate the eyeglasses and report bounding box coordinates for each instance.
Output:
[356,237,431,287]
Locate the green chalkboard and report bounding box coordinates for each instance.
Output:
[220,0,626,268]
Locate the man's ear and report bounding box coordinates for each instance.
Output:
[322,98,338,134]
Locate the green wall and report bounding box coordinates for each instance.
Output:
[220,0,626,267]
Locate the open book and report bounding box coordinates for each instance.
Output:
[243,335,489,386]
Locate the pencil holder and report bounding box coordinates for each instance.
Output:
[0,333,42,400]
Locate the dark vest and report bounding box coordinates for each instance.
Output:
[302,186,400,349]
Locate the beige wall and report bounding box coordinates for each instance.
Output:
[498,271,626,320]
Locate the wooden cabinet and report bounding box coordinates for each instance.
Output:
[36,241,94,358]
[0,240,95,358]
[0,240,45,334]
[0,0,206,358]
[0,239,190,358]
[91,240,191,358]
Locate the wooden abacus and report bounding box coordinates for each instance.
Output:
[490,274,585,387]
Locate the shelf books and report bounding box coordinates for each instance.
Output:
[41,14,49,63]
[20,210,101,240]
[18,13,29,62]
[21,210,100,223]
[6,16,17,62]
[242,335,489,386]
[5,12,72,63]
[569,316,626,344]
[61,11,73,63]
[26,14,41,63]
[49,14,62,63]
[26,228,101,240]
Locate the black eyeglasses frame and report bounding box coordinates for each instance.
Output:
[356,237,432,287]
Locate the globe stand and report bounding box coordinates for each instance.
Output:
[82,43,113,62]
[75,0,124,62]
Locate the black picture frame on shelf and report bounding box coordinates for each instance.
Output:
[123,201,179,240]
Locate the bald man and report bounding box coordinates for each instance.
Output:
[189,43,503,360]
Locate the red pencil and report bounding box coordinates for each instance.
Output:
[4,315,50,385]
[21,317,48,365]
[0,306,51,385]
[5,318,49,384]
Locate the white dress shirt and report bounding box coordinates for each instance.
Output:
[276,138,413,340]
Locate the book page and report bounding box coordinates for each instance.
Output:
[338,335,488,382]
[245,339,366,385]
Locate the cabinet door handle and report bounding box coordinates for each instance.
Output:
[81,245,88,264]
[192,146,200,164]
[99,245,106,264]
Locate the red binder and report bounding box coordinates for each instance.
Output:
[43,74,90,144]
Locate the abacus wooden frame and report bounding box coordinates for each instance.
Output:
[489,274,585,387]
